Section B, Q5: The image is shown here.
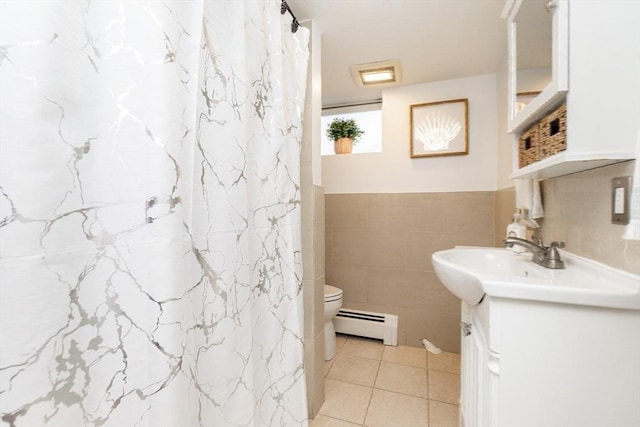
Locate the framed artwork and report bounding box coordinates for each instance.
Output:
[410,98,468,158]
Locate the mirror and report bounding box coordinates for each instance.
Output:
[514,0,552,115]
[506,0,568,133]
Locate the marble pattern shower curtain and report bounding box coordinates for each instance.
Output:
[0,1,310,426]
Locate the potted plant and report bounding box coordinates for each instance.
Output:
[326,117,364,154]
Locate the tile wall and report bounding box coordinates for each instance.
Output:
[302,185,326,418]
[494,187,516,246]
[325,192,495,353]
[324,162,640,357]
[537,161,640,274]
[495,161,640,275]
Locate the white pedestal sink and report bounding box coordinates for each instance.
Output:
[432,246,640,427]
[432,246,640,310]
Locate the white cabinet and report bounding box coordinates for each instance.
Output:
[460,297,640,427]
[506,0,640,179]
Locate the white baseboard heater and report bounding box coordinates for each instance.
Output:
[334,308,398,346]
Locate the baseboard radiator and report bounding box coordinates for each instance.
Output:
[334,308,398,346]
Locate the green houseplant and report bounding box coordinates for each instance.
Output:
[326,117,364,154]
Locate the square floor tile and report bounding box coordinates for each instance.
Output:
[341,336,384,360]
[365,389,428,427]
[382,345,427,368]
[327,353,380,387]
[319,379,373,424]
[375,361,428,398]
[428,370,460,405]
[429,400,460,427]
[428,351,461,374]
[310,414,362,427]
[335,334,348,353]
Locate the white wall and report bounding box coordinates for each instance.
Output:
[301,20,322,186]
[322,74,499,194]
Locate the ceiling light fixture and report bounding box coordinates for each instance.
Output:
[351,60,402,88]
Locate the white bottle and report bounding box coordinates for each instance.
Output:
[506,212,527,253]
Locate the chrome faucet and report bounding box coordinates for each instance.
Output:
[503,236,565,269]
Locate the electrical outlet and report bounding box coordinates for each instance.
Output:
[612,176,631,225]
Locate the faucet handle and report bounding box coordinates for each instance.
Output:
[544,241,566,269]
[531,235,545,247]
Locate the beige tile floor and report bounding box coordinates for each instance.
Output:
[311,334,460,427]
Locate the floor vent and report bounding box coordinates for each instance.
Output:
[334,309,398,346]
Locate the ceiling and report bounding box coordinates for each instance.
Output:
[286,0,512,107]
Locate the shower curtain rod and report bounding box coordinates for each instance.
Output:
[280,0,300,33]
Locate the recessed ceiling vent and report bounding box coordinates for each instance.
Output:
[350,59,403,88]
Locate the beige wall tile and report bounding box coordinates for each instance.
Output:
[302,219,314,280]
[329,229,371,267]
[325,191,492,354]
[367,269,459,314]
[494,187,516,246]
[367,193,400,231]
[314,221,325,279]
[314,276,325,338]
[365,389,429,427]
[305,336,325,418]
[314,185,325,222]
[406,231,493,271]
[538,161,640,274]
[367,193,449,233]
[405,309,460,353]
[313,329,326,416]
[367,232,406,269]
[304,185,326,419]
[303,278,315,338]
[444,192,494,233]
[396,193,449,232]
[326,194,368,231]
[496,162,640,274]
[325,265,368,303]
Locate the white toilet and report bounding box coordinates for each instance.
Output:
[323,284,343,361]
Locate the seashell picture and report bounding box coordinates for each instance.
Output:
[410,98,468,158]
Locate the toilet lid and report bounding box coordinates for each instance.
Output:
[324,284,343,301]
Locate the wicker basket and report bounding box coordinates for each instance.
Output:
[518,124,540,168]
[539,102,567,159]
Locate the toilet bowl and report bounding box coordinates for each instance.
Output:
[323,284,343,361]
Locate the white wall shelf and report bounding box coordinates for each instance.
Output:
[510,151,634,180]
[507,0,639,180]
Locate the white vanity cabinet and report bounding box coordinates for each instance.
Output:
[506,0,640,179]
[460,297,640,427]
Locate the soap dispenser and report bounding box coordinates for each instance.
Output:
[506,211,527,253]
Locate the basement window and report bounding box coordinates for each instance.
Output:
[321,102,382,155]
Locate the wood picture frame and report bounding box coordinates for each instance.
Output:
[410,98,468,158]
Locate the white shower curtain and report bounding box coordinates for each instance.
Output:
[0,1,310,426]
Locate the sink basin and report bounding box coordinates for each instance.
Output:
[432,246,640,310]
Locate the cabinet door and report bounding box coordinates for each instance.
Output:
[460,320,487,427]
